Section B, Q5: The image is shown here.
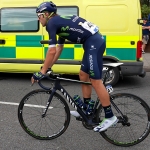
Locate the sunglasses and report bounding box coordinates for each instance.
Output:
[37,13,45,18]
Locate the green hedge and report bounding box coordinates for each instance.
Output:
[141,4,150,18]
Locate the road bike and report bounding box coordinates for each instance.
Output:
[18,63,150,147]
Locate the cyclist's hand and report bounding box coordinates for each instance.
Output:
[31,72,45,84]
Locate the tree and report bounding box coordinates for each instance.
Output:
[140,0,150,19]
[141,4,150,18]
[140,0,150,6]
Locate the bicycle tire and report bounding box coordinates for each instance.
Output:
[18,89,70,140]
[96,93,150,147]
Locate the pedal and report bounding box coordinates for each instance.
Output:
[76,117,82,121]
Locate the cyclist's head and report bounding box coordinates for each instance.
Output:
[36,1,57,26]
[143,18,148,23]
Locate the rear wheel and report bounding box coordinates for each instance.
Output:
[96,93,150,147]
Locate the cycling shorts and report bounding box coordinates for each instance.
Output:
[81,33,105,79]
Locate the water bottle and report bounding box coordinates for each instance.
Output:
[73,95,86,109]
[86,100,95,115]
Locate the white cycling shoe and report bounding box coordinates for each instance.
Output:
[93,116,118,132]
[70,111,80,117]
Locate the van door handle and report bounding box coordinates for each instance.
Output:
[0,39,6,45]
[130,41,135,45]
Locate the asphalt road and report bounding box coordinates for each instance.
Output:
[0,73,150,150]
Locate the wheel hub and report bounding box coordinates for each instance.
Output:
[118,115,130,126]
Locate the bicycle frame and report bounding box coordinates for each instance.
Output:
[39,64,124,125]
[40,77,100,125]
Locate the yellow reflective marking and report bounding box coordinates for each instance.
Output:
[64,44,74,48]
[44,35,49,40]
[16,47,43,59]
[74,48,83,60]
[103,49,106,56]
[1,35,16,47]
[106,36,139,48]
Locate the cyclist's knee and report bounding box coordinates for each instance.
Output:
[79,70,89,81]
[90,78,103,88]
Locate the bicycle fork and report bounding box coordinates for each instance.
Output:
[110,96,130,126]
[42,88,56,118]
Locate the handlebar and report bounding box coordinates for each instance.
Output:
[36,62,123,90]
[37,71,61,90]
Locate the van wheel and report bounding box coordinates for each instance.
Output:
[102,64,120,86]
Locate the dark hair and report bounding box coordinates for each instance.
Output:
[143,18,148,21]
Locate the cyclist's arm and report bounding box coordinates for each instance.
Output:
[48,45,63,68]
[144,23,150,29]
[41,23,57,74]
[50,37,65,67]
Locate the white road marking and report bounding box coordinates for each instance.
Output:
[0,101,53,109]
[0,101,19,106]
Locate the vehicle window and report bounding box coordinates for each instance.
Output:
[0,6,78,32]
[57,7,78,16]
[1,8,38,32]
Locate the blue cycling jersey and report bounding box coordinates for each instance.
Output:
[46,15,99,46]
[46,14,105,79]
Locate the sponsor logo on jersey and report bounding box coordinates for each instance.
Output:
[72,16,79,22]
[61,26,84,34]
[89,54,93,70]
[77,37,81,43]
[90,45,96,50]
[61,26,69,31]
[69,28,84,33]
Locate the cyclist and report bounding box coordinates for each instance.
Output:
[31,1,118,132]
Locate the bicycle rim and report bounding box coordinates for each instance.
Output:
[97,93,150,147]
[18,89,70,140]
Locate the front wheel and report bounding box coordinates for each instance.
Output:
[18,89,70,140]
[96,93,150,147]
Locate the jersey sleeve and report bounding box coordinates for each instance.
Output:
[58,36,65,45]
[46,21,57,47]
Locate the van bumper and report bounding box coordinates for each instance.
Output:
[119,61,146,77]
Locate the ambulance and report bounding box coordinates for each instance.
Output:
[0,0,145,85]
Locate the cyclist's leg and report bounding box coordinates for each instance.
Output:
[88,42,110,107]
[70,52,92,118]
[83,33,118,132]
[79,51,92,103]
[142,36,146,53]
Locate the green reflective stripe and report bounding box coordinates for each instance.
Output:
[44,47,74,59]
[60,48,74,59]
[106,48,136,60]
[0,47,16,58]
[16,35,42,47]
[74,44,82,48]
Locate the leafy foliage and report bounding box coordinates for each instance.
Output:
[140,0,149,6]
[141,4,150,18]
[140,0,150,19]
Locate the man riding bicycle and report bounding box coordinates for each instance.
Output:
[31,1,118,132]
